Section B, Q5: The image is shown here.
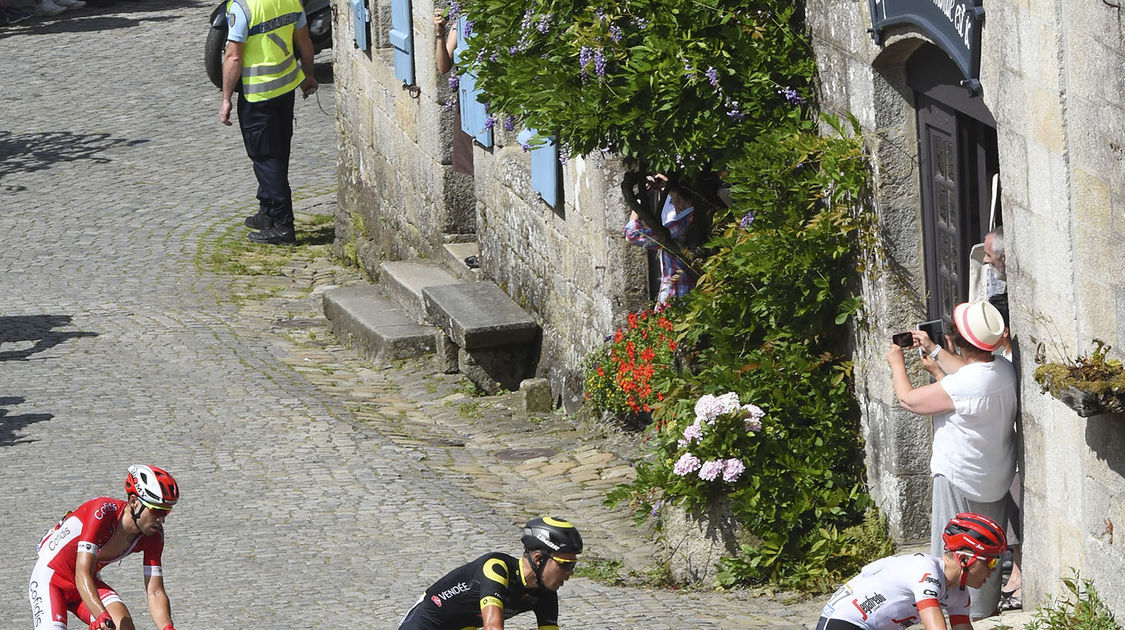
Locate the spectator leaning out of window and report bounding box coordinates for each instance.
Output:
[623,177,701,309]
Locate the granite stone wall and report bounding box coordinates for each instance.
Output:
[332,0,649,411]
[808,0,1125,614]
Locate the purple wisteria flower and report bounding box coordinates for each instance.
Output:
[593,48,606,77]
[579,46,593,78]
[673,452,702,476]
[490,51,499,62]
[633,15,649,28]
[521,140,532,152]
[558,143,572,164]
[725,99,744,121]
[739,210,756,231]
[483,115,495,130]
[722,458,746,482]
[650,499,664,517]
[706,66,719,89]
[509,45,519,54]
[537,12,553,33]
[683,60,696,81]
[463,19,474,36]
[595,6,606,23]
[503,115,517,132]
[698,460,724,481]
[448,73,460,90]
[447,0,461,18]
[781,86,805,105]
[609,24,623,42]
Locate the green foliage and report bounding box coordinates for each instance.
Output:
[457,0,814,179]
[606,121,877,588]
[717,507,894,591]
[583,309,679,417]
[458,0,878,592]
[1027,571,1120,630]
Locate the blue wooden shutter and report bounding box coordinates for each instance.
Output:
[389,0,414,85]
[455,15,492,147]
[518,129,561,208]
[349,0,368,51]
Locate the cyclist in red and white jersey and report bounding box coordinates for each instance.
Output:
[29,465,181,630]
[817,513,1007,630]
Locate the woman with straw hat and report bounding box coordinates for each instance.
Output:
[884,301,1016,620]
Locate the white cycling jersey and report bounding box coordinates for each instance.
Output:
[821,553,970,630]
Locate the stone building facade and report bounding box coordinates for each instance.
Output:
[809,0,1125,613]
[332,0,649,410]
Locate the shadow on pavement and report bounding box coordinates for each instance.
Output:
[0,130,148,193]
[0,396,52,446]
[0,315,98,361]
[0,0,211,39]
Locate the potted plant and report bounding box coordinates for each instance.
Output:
[1034,339,1125,417]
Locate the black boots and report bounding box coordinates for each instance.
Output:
[244,210,274,230]
[248,224,296,244]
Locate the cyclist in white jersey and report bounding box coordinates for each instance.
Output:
[817,513,1007,630]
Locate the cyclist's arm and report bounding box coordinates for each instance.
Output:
[145,573,173,629]
[918,600,971,630]
[75,550,110,623]
[480,602,503,630]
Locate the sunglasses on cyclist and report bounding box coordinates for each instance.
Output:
[139,501,172,515]
[957,552,998,569]
[550,555,578,571]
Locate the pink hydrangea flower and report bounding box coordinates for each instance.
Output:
[722,458,746,482]
[681,421,703,443]
[694,392,742,424]
[698,459,724,481]
[673,452,702,476]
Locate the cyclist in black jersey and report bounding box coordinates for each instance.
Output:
[398,517,583,630]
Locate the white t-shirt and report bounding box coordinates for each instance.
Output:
[821,553,970,630]
[932,358,1017,502]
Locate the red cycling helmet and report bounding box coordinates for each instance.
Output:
[125,465,180,509]
[943,512,1007,557]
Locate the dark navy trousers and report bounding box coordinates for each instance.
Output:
[237,89,295,225]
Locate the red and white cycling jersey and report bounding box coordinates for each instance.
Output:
[821,553,970,630]
[36,497,164,583]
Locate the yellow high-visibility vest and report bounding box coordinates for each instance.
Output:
[233,0,304,102]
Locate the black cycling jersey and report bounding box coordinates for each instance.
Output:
[399,552,559,630]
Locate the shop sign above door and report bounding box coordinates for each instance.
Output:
[867,0,985,93]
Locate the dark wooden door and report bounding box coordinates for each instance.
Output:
[916,93,1000,321]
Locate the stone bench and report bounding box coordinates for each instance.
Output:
[422,282,540,393]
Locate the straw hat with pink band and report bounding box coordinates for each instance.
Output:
[952,301,1006,352]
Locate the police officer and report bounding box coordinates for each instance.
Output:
[218,0,317,244]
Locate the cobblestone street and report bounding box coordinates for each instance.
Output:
[4,2,832,627]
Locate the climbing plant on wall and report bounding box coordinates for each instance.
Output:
[452,0,883,588]
[452,0,815,261]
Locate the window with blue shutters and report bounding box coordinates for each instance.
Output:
[389,0,414,85]
[350,0,369,51]
[455,15,492,148]
[518,129,562,209]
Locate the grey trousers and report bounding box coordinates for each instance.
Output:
[930,474,1008,618]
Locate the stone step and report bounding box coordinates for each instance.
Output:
[422,282,539,349]
[442,241,481,281]
[422,282,541,394]
[323,285,436,362]
[378,261,461,323]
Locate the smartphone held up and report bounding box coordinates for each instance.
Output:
[891,332,914,348]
